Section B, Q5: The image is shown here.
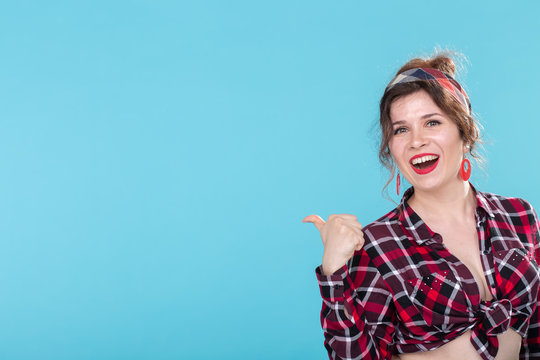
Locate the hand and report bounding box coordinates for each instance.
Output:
[303,214,364,275]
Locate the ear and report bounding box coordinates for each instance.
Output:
[463,143,471,154]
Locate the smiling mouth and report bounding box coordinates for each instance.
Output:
[410,154,440,174]
[412,157,438,169]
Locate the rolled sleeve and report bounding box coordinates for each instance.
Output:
[316,265,349,301]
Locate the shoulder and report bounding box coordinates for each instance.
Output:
[479,190,537,220]
[478,190,539,237]
[361,207,403,249]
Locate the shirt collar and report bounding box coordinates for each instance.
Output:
[397,187,435,245]
[397,183,495,246]
[470,183,496,219]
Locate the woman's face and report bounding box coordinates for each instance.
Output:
[388,90,467,193]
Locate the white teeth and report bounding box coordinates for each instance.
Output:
[412,155,439,165]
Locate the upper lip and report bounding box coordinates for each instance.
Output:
[409,153,439,165]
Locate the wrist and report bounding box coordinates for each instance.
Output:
[322,255,346,276]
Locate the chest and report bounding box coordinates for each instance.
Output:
[436,224,493,301]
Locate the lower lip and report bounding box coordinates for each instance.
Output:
[411,158,440,175]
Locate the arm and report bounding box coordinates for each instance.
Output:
[316,247,396,360]
[519,200,540,359]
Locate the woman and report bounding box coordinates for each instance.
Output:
[303,53,540,360]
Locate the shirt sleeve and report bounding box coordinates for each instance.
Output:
[315,247,396,360]
[520,199,540,359]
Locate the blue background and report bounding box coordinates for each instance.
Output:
[0,1,539,359]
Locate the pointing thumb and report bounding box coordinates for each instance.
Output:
[302,215,325,232]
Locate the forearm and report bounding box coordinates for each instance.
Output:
[317,263,395,359]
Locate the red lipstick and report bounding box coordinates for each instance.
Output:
[409,153,440,175]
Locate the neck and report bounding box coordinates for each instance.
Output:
[408,180,476,221]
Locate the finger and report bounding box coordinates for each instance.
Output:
[340,217,362,227]
[346,221,363,232]
[349,231,364,251]
[337,214,358,221]
[328,214,357,222]
[342,225,364,249]
[302,214,326,232]
[338,219,363,233]
[348,225,364,239]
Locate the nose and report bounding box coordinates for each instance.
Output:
[409,128,427,149]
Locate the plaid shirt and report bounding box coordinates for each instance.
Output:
[316,185,540,360]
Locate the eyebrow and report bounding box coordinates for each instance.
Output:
[391,112,443,126]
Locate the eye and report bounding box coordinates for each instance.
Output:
[426,120,441,127]
[393,127,407,135]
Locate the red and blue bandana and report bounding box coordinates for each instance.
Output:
[385,68,471,114]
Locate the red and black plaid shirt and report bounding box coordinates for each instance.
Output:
[316,184,540,360]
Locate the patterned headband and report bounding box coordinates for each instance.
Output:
[385,68,471,114]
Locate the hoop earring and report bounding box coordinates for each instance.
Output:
[460,158,471,181]
[396,173,401,196]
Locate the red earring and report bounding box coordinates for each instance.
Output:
[396,173,401,196]
[460,158,471,181]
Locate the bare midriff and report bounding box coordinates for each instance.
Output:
[395,329,522,360]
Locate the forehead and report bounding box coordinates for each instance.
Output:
[390,90,445,122]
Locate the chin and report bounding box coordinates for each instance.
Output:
[406,176,442,192]
[411,177,461,193]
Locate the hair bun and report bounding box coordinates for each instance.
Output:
[397,52,457,77]
[428,55,456,76]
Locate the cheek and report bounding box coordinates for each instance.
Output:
[388,139,404,161]
[388,141,396,159]
[434,133,463,156]
[436,125,463,146]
